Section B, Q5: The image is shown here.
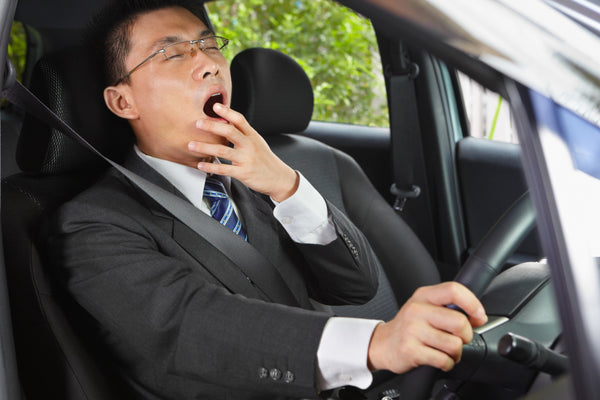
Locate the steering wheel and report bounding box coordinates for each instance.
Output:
[396,192,537,400]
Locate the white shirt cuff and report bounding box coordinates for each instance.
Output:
[316,317,382,390]
[272,172,337,244]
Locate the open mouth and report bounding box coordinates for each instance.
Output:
[203,93,224,118]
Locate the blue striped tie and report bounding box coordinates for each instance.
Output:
[203,176,248,241]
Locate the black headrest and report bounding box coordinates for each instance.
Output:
[17,46,133,174]
[230,48,313,137]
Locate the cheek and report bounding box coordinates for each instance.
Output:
[223,73,233,106]
[135,80,194,120]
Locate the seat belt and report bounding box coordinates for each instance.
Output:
[388,44,422,212]
[1,61,301,308]
[386,43,438,259]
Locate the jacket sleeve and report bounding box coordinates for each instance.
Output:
[294,199,381,306]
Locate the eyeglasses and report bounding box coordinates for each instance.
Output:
[113,36,230,86]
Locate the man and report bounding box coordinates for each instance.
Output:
[47,0,487,399]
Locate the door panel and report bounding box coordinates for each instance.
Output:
[456,136,542,264]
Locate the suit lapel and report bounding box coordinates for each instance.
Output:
[121,153,302,307]
[231,180,277,258]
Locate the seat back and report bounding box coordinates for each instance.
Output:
[231,48,441,320]
[2,46,133,399]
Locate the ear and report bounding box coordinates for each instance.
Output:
[103,85,138,120]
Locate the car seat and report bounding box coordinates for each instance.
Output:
[230,48,440,321]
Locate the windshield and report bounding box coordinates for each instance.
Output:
[521,88,600,398]
[529,90,600,258]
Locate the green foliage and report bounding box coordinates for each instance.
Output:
[8,21,26,82]
[207,0,389,127]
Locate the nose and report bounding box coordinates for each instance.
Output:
[191,52,220,81]
[202,65,219,79]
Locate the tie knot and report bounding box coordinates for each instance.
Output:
[203,176,228,200]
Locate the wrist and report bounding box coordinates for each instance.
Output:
[367,321,387,372]
[270,168,299,203]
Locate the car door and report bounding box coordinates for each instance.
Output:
[379,43,542,280]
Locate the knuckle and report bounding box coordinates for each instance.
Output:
[441,358,456,372]
[462,325,474,343]
[450,335,464,351]
[413,286,428,298]
[451,313,469,331]
[216,146,231,158]
[229,110,245,124]
[446,281,462,298]
[454,343,464,359]
[430,354,451,371]
[449,316,472,343]
[403,301,422,318]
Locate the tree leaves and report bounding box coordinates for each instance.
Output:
[208,0,389,127]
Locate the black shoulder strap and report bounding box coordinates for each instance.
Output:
[388,44,422,212]
[1,71,300,308]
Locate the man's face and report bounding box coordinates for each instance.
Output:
[112,6,232,166]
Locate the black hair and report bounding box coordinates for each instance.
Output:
[87,0,211,86]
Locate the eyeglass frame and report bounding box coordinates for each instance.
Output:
[113,35,230,86]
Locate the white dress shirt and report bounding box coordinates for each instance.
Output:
[134,147,379,390]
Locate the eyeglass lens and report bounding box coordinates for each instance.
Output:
[163,37,226,59]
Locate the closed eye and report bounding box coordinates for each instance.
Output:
[165,53,185,60]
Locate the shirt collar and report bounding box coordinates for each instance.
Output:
[134,145,231,210]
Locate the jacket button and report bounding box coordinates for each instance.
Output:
[284,370,295,383]
[269,368,282,381]
[258,367,268,379]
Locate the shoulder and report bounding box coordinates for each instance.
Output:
[51,168,153,228]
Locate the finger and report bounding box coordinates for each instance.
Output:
[426,307,473,344]
[188,141,236,161]
[413,345,456,372]
[412,282,487,326]
[213,103,255,134]
[196,161,236,177]
[402,301,472,344]
[420,321,468,358]
[195,118,245,144]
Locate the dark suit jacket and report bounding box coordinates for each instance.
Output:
[47,152,380,400]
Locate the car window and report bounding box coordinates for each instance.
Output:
[458,72,518,143]
[7,21,26,84]
[206,0,389,127]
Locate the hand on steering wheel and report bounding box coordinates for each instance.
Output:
[367,282,488,374]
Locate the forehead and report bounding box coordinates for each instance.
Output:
[129,6,209,54]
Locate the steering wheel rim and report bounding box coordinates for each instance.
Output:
[454,191,536,298]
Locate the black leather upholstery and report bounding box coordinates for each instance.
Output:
[230,48,440,318]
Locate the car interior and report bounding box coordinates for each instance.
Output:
[0,0,570,399]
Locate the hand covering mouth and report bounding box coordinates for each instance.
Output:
[203,93,224,118]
